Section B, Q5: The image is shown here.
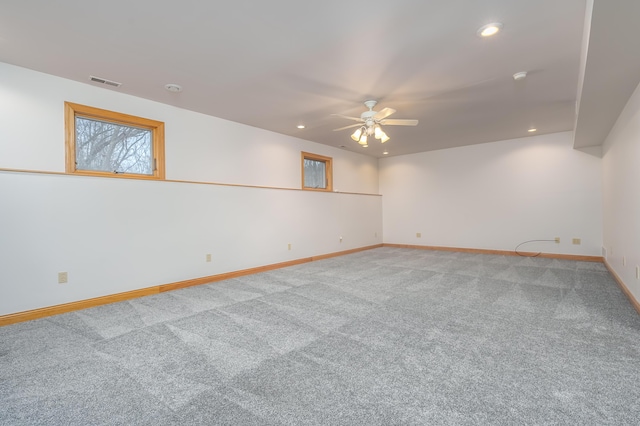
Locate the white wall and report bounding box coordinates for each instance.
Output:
[0,62,381,316]
[379,131,602,255]
[0,62,378,193]
[602,80,640,302]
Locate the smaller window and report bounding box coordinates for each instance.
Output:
[301,152,333,191]
[65,102,165,179]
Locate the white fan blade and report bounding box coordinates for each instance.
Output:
[333,123,362,131]
[374,107,396,120]
[330,113,363,122]
[380,119,419,126]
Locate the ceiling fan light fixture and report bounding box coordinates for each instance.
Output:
[334,100,417,144]
[478,22,503,37]
[351,127,363,141]
[374,125,382,139]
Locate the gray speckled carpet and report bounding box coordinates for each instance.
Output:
[1,247,640,425]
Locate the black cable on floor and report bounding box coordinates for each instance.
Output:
[514,239,556,257]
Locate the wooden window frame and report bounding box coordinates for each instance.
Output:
[301,151,333,192]
[65,102,166,180]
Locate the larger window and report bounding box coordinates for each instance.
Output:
[65,102,165,179]
[301,152,333,191]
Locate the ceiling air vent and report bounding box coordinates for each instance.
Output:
[89,75,122,87]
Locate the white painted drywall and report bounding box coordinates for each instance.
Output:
[0,62,378,193]
[602,80,640,302]
[0,62,381,316]
[379,131,602,256]
[573,0,593,130]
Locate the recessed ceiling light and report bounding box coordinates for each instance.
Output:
[528,128,537,133]
[164,83,182,92]
[513,71,527,81]
[478,22,503,37]
[383,151,389,155]
[362,144,368,148]
[297,124,305,129]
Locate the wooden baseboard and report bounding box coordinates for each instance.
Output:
[158,258,314,293]
[310,245,382,261]
[0,244,383,327]
[0,287,160,327]
[159,244,383,293]
[1,242,612,327]
[603,259,640,315]
[383,243,603,262]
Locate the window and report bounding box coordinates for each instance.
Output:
[301,152,332,191]
[65,102,165,179]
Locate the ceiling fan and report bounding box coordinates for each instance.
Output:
[332,100,418,146]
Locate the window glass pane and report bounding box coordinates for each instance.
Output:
[304,158,326,189]
[75,116,153,175]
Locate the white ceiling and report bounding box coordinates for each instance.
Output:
[0,0,632,158]
[574,0,640,150]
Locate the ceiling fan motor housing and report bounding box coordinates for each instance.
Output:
[363,100,378,110]
[362,111,376,119]
[362,100,378,124]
